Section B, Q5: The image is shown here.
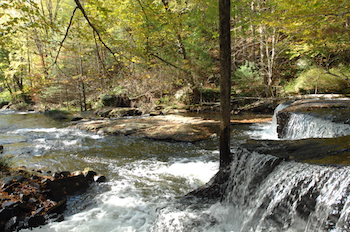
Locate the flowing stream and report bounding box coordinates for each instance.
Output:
[0,107,350,232]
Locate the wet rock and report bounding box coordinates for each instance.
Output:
[44,175,89,202]
[0,168,105,232]
[52,171,71,179]
[47,199,66,215]
[242,135,350,165]
[85,170,97,183]
[4,216,18,232]
[27,214,46,228]
[94,175,107,183]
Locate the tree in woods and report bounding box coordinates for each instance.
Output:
[1,0,349,109]
[219,0,232,169]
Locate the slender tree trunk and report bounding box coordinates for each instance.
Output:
[78,45,87,111]
[219,0,232,169]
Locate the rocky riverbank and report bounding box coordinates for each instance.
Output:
[0,168,106,232]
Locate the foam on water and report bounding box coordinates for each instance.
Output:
[283,113,350,139]
[247,102,290,140]
[21,158,218,232]
[7,127,104,154]
[150,151,350,232]
[2,107,348,232]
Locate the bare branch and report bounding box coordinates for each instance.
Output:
[52,6,78,66]
[74,0,121,63]
[149,53,190,74]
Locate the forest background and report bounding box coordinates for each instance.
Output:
[1,0,349,112]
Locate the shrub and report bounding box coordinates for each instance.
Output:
[0,155,12,172]
[284,66,349,94]
[232,61,264,97]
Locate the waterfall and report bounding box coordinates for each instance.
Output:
[253,101,350,140]
[248,101,291,140]
[282,113,350,139]
[208,150,350,232]
[151,149,350,232]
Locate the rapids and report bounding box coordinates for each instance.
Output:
[0,105,349,232]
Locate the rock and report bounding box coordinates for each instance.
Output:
[94,107,142,118]
[242,135,350,165]
[101,94,131,107]
[27,214,46,228]
[47,199,66,215]
[44,174,90,202]
[94,175,107,183]
[71,116,84,121]
[0,168,105,232]
[43,110,70,120]
[4,216,18,232]
[75,115,219,142]
[0,145,3,153]
[85,170,97,183]
[2,176,16,187]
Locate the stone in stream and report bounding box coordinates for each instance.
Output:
[0,168,106,232]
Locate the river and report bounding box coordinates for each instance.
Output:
[0,107,349,232]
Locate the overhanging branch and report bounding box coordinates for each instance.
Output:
[52,6,78,66]
[74,0,122,63]
[150,53,190,74]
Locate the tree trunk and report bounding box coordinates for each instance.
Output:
[219,0,232,169]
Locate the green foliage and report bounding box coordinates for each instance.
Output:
[232,61,264,97]
[1,0,349,109]
[284,66,350,94]
[0,90,12,102]
[0,155,12,171]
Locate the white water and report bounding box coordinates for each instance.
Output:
[283,113,350,139]
[247,102,290,140]
[1,108,349,232]
[19,157,218,232]
[150,150,350,232]
[248,101,350,140]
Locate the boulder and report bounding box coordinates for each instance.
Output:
[44,175,90,202]
[101,94,131,107]
[43,110,70,120]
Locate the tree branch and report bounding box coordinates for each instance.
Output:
[52,6,78,66]
[74,0,121,63]
[149,53,189,74]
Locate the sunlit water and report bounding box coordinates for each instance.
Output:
[1,108,350,232]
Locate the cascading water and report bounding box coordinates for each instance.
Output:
[283,113,350,139]
[248,101,291,140]
[150,150,350,232]
[1,104,349,232]
[215,151,350,232]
